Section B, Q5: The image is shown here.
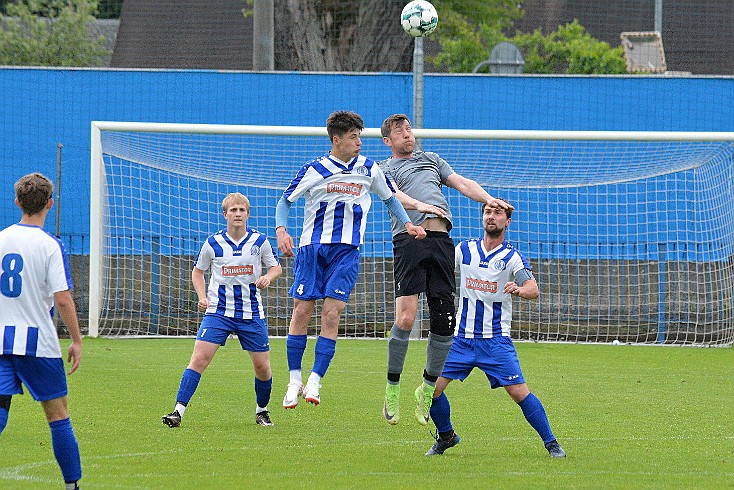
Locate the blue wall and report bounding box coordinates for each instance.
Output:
[1,68,732,257]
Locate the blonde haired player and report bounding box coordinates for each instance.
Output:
[162,192,282,427]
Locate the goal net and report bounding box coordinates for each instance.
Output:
[90,122,734,346]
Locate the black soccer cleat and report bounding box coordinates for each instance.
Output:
[256,410,274,426]
[545,440,566,458]
[425,431,461,456]
[161,410,182,428]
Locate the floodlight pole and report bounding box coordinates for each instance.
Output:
[253,0,274,70]
[654,0,662,33]
[412,34,426,337]
[413,36,424,150]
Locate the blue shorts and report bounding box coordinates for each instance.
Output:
[441,336,526,389]
[289,243,360,302]
[197,315,270,352]
[0,355,68,401]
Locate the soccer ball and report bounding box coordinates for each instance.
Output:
[401,1,438,37]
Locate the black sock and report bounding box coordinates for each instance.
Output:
[439,429,455,441]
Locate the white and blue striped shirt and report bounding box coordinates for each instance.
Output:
[281,153,394,247]
[455,239,531,339]
[0,224,73,358]
[195,228,279,319]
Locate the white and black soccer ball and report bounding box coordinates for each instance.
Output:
[401,0,438,37]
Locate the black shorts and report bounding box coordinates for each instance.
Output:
[392,231,455,299]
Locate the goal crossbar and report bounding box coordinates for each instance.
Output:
[92,121,734,141]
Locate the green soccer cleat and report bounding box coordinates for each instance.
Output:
[414,382,435,426]
[383,383,400,425]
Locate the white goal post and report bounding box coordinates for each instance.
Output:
[90,121,734,346]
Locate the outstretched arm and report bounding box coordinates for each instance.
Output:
[383,195,426,240]
[445,173,514,211]
[392,189,447,218]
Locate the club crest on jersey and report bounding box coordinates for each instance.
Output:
[222,265,254,276]
[466,277,498,293]
[250,245,261,256]
[492,259,507,271]
[355,165,369,176]
[326,182,362,196]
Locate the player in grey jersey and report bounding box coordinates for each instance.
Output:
[378,114,513,427]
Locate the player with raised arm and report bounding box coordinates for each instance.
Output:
[0,173,83,490]
[425,199,565,458]
[162,192,282,428]
[276,110,439,408]
[379,114,513,426]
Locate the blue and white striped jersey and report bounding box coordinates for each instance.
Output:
[281,153,394,247]
[0,224,73,358]
[194,228,279,319]
[455,238,531,339]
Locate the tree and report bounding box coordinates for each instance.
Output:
[272,0,414,72]
[511,20,627,74]
[428,0,519,72]
[0,0,108,67]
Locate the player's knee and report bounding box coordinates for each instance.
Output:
[396,309,417,329]
[395,295,419,328]
[427,297,455,336]
[0,395,11,411]
[506,384,530,404]
[254,366,272,380]
[189,353,213,371]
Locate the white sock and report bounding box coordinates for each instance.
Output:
[289,370,302,386]
[175,403,187,417]
[256,406,268,414]
[307,372,321,387]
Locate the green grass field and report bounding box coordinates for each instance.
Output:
[1,338,732,489]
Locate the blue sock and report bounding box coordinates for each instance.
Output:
[429,392,453,433]
[0,407,8,435]
[176,368,202,405]
[312,336,336,377]
[519,392,555,444]
[286,334,307,371]
[254,377,272,408]
[49,418,82,483]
